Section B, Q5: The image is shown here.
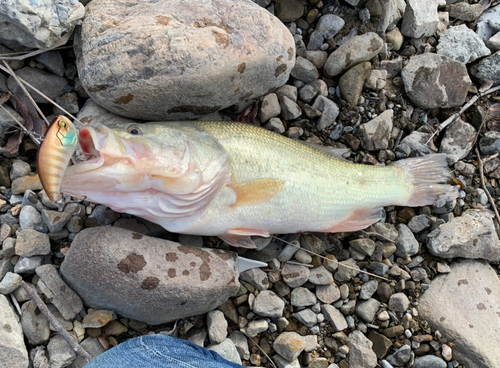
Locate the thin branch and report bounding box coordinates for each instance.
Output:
[0,32,72,61]
[272,236,391,282]
[476,149,500,225]
[248,338,277,368]
[426,84,500,144]
[10,293,22,316]
[2,60,50,127]
[0,104,41,146]
[0,64,82,126]
[21,281,92,362]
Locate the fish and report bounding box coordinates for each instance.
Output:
[37,116,78,201]
[59,121,458,248]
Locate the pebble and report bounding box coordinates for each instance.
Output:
[359,280,379,300]
[41,209,71,233]
[308,265,333,285]
[339,62,372,106]
[15,229,51,257]
[395,224,419,257]
[47,334,76,368]
[282,263,310,287]
[312,95,339,130]
[280,96,302,120]
[386,344,411,366]
[316,14,345,39]
[414,355,447,368]
[355,298,381,323]
[252,290,285,318]
[8,68,68,103]
[401,0,439,38]
[293,308,318,328]
[21,300,51,345]
[259,93,281,122]
[291,56,319,83]
[294,249,312,263]
[278,243,300,262]
[19,205,48,233]
[349,330,377,368]
[207,310,228,344]
[240,268,270,291]
[14,256,46,274]
[228,331,250,361]
[316,283,341,304]
[359,109,394,151]
[273,331,306,362]
[10,160,31,181]
[207,338,242,365]
[241,319,269,338]
[291,287,317,307]
[334,259,360,282]
[321,304,348,331]
[470,50,500,84]
[81,309,115,328]
[388,292,410,313]
[437,25,491,64]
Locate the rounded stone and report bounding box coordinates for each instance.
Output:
[75,0,295,120]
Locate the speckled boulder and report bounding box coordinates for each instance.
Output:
[75,0,295,120]
[60,227,240,325]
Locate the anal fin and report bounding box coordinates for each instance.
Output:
[322,207,383,233]
[219,228,271,249]
[230,178,285,208]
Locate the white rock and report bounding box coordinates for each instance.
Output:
[437,25,491,63]
[401,0,440,38]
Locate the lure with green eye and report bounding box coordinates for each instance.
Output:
[37,116,78,201]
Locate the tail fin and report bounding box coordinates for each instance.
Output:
[392,154,458,207]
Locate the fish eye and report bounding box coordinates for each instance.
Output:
[127,126,142,135]
[59,121,67,128]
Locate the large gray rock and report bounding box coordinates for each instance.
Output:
[437,25,491,63]
[324,33,384,78]
[0,0,84,49]
[75,0,295,120]
[427,210,500,261]
[401,0,440,38]
[0,294,29,368]
[418,260,500,368]
[439,119,476,164]
[60,227,240,325]
[470,51,500,84]
[402,54,471,109]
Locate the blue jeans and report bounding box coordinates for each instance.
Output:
[84,335,244,368]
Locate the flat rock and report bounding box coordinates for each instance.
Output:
[476,4,500,43]
[207,310,227,344]
[316,283,341,304]
[75,0,294,120]
[19,206,48,233]
[321,304,348,331]
[308,265,333,285]
[427,210,500,261]
[414,355,447,368]
[240,268,269,291]
[449,2,484,21]
[316,14,344,39]
[282,263,310,287]
[418,260,500,368]
[291,287,317,307]
[312,95,339,130]
[207,338,242,365]
[60,227,240,324]
[360,109,394,151]
[291,56,319,83]
[355,298,381,323]
[273,331,305,362]
[15,229,50,257]
[480,130,500,156]
[367,0,406,34]
[0,294,28,368]
[401,0,439,38]
[324,33,384,78]
[36,265,83,321]
[0,272,22,294]
[41,210,71,233]
[21,300,50,345]
[439,118,476,164]
[0,0,84,49]
[349,330,377,368]
[437,25,491,63]
[334,258,360,282]
[252,290,285,318]
[47,335,76,368]
[11,175,43,196]
[401,53,471,109]
[339,62,372,106]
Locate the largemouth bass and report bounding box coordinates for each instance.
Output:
[59,121,457,248]
[37,116,78,201]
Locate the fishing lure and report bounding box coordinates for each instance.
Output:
[37,116,78,201]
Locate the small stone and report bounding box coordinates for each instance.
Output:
[339,62,372,106]
[275,0,305,22]
[437,25,491,64]
[81,309,115,328]
[486,32,500,52]
[386,28,404,51]
[294,249,312,264]
[470,50,500,85]
[21,300,51,345]
[253,290,285,318]
[47,334,76,368]
[359,280,379,300]
[308,265,333,285]
[368,330,392,359]
[291,287,317,307]
[280,96,302,120]
[282,263,310,287]
[293,308,317,328]
[14,256,46,274]
[299,79,328,103]
[407,215,433,233]
[386,344,411,366]
[19,206,48,233]
[241,319,269,338]
[384,325,405,338]
[349,238,377,257]
[273,332,306,362]
[449,2,484,21]
[278,243,300,262]
[240,268,269,291]
[41,210,71,233]
[90,205,120,225]
[316,14,344,39]
[395,224,419,257]
[10,160,31,181]
[439,119,476,164]
[335,259,360,282]
[388,293,410,313]
[323,254,338,271]
[228,331,250,361]
[360,109,394,151]
[259,93,281,122]
[413,355,447,368]
[349,330,377,368]
[316,283,341,304]
[312,95,339,130]
[264,118,286,134]
[207,310,228,344]
[15,229,51,257]
[0,272,22,294]
[356,298,381,323]
[401,0,439,38]
[321,304,348,331]
[291,56,319,83]
[207,338,242,365]
[365,69,388,91]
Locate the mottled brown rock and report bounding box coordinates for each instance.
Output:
[75,0,295,120]
[60,227,240,325]
[11,175,43,195]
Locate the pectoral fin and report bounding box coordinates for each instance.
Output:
[219,228,271,249]
[230,178,285,208]
[322,207,383,233]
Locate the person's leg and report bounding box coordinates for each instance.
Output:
[84,334,244,368]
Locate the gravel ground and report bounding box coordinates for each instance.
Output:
[1,0,500,368]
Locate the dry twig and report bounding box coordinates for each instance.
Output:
[21,281,93,362]
[248,338,277,368]
[475,149,500,225]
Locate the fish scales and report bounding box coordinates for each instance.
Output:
[57,120,457,248]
